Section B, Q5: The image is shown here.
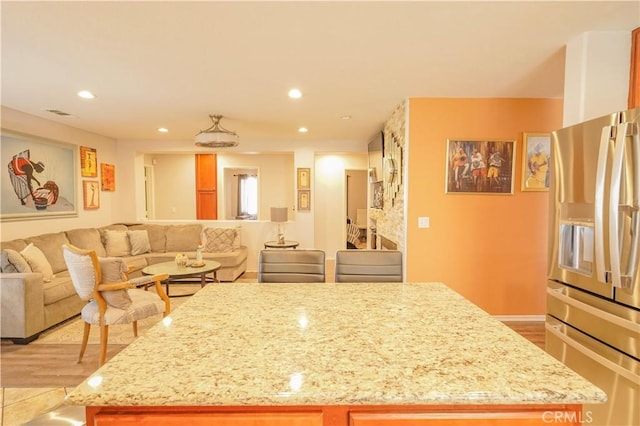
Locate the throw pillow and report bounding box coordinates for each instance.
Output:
[1,249,33,273]
[98,257,128,282]
[127,230,151,255]
[202,227,237,253]
[103,230,131,257]
[98,256,132,310]
[20,243,54,282]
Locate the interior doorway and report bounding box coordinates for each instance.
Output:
[144,165,155,219]
[345,169,368,249]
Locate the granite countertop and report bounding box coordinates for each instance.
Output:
[66,282,605,407]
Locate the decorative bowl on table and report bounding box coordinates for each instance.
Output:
[175,253,188,267]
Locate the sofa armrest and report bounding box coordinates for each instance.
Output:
[0,273,46,340]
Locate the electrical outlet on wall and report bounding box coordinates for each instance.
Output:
[418,217,430,228]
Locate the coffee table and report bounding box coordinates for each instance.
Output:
[142,260,221,297]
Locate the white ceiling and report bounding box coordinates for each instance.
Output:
[2,1,638,147]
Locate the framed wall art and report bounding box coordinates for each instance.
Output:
[80,146,97,177]
[446,139,516,194]
[297,168,310,189]
[83,180,100,209]
[521,133,551,192]
[1,130,77,221]
[101,163,115,191]
[298,190,311,211]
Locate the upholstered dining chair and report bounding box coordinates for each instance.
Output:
[62,244,170,366]
[334,249,403,282]
[258,249,326,282]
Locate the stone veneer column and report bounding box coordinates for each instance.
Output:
[370,101,406,252]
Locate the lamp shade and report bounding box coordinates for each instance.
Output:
[270,207,288,222]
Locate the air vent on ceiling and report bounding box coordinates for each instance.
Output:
[45,109,73,117]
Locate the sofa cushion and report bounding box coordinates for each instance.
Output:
[128,224,167,253]
[43,271,78,305]
[166,224,202,252]
[103,230,131,257]
[25,232,70,274]
[201,246,248,268]
[1,249,32,273]
[127,230,151,255]
[0,239,28,252]
[202,227,237,253]
[66,228,107,257]
[21,243,55,282]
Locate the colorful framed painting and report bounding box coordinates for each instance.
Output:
[1,130,77,221]
[80,146,97,177]
[297,168,310,189]
[101,163,115,191]
[521,133,551,192]
[298,189,311,211]
[446,139,516,194]
[82,180,100,209]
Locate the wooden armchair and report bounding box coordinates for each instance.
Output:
[62,244,170,366]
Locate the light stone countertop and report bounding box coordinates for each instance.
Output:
[66,282,605,407]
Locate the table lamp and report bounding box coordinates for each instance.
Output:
[270,207,288,244]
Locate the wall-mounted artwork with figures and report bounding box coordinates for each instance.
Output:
[83,180,100,209]
[1,131,77,221]
[446,139,516,195]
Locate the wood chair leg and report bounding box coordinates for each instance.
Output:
[132,320,138,337]
[78,322,91,363]
[99,324,109,366]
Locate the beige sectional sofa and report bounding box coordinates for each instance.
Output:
[0,223,247,343]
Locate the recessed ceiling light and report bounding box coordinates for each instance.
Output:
[77,90,95,99]
[298,127,308,133]
[341,115,352,120]
[158,128,169,133]
[288,88,302,99]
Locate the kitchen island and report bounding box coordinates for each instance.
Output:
[67,283,605,425]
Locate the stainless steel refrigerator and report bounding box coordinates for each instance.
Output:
[546,108,639,426]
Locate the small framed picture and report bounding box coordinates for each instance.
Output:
[80,146,98,177]
[101,163,115,191]
[297,168,310,189]
[298,190,311,211]
[82,180,100,209]
[521,133,551,192]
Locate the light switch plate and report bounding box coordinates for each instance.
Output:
[418,217,430,228]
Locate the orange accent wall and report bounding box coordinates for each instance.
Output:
[406,98,563,315]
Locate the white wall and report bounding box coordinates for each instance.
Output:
[563,31,632,126]
[314,153,368,260]
[1,107,117,241]
[151,154,196,219]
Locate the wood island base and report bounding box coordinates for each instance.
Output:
[86,403,584,426]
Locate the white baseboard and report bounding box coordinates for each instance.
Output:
[494,315,546,322]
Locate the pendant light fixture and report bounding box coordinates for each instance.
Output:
[195,114,239,147]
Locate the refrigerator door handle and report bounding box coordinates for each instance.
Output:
[609,122,639,289]
[595,125,613,284]
[545,322,639,384]
[547,286,639,333]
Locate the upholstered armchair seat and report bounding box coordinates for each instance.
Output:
[63,244,170,365]
[80,289,167,326]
